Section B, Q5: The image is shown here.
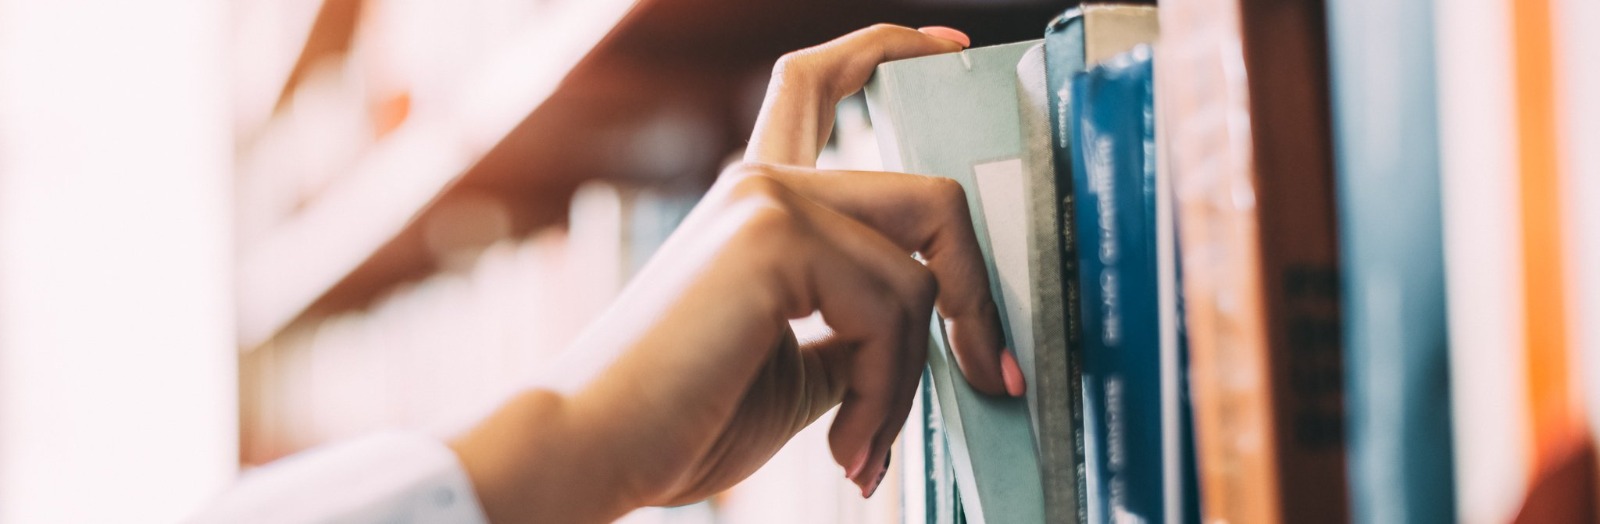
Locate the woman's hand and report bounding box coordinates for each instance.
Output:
[450,24,1024,523]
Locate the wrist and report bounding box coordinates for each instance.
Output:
[449,389,636,523]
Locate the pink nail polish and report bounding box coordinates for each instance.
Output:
[847,446,872,480]
[917,26,971,48]
[1000,349,1026,397]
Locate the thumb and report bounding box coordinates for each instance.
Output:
[746,24,970,167]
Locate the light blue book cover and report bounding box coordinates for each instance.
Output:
[1325,0,1457,522]
[865,40,1047,524]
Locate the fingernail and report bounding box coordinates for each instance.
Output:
[1000,349,1026,397]
[847,446,872,480]
[918,26,971,48]
[863,452,890,498]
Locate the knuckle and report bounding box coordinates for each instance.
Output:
[928,177,968,209]
[719,161,772,182]
[865,23,907,38]
[772,50,822,83]
[727,170,786,202]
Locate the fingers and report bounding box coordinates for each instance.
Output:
[746,24,970,166]
[722,172,935,497]
[787,194,936,497]
[754,165,1018,397]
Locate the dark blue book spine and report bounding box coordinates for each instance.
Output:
[1067,47,1163,524]
[1043,12,1090,524]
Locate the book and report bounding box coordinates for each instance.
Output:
[1153,47,1203,524]
[1506,0,1595,520]
[1064,45,1163,524]
[1323,0,1458,522]
[1015,41,1082,524]
[1154,0,1350,521]
[865,39,1048,524]
[1438,0,1600,520]
[1043,7,1158,523]
[1557,0,1600,500]
[1436,0,1529,521]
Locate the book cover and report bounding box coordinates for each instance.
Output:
[1155,0,1349,521]
[1324,0,1457,522]
[1016,41,1082,524]
[865,39,1047,524]
[1066,45,1163,524]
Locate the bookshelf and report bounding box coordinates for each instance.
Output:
[235,0,643,346]
[234,0,1064,349]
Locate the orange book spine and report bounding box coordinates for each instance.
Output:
[1511,0,1595,520]
[1157,0,1281,521]
[1159,0,1349,521]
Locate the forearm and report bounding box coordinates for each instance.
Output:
[449,389,636,524]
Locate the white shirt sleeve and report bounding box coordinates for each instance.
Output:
[188,432,490,524]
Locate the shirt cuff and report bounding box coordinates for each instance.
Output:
[189,432,489,524]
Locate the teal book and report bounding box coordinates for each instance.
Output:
[1041,13,1091,524]
[1042,7,1159,523]
[1065,46,1163,524]
[865,40,1047,524]
[1325,0,1456,522]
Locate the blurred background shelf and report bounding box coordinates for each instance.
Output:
[235,0,1062,349]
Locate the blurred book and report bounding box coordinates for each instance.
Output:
[1324,0,1458,523]
[1039,7,1165,522]
[1439,0,1599,521]
[1063,43,1167,524]
[1155,0,1351,521]
[865,39,1049,524]
[1558,0,1600,510]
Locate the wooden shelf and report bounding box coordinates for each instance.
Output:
[236,0,1063,349]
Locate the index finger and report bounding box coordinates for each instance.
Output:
[752,164,1020,397]
[746,24,970,167]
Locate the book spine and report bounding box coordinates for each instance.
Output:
[1154,2,1281,516]
[1324,0,1457,521]
[1154,56,1204,524]
[1068,47,1163,524]
[1164,0,1350,517]
[1558,0,1600,511]
[1043,13,1090,524]
[1017,41,1081,524]
[1234,0,1351,520]
[1156,0,1351,519]
[1509,0,1598,520]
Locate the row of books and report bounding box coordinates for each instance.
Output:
[863,0,1599,523]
